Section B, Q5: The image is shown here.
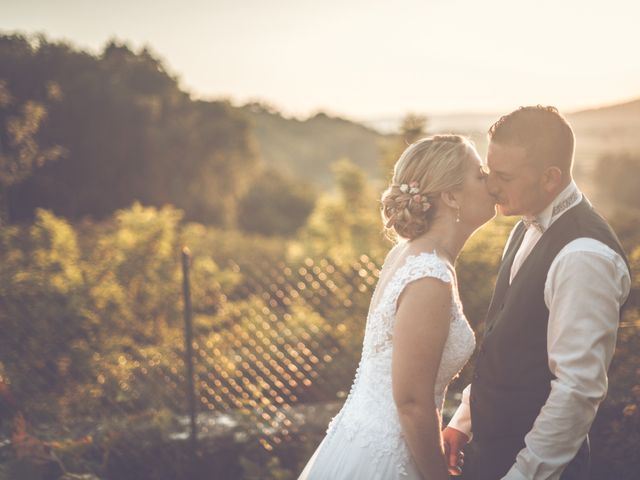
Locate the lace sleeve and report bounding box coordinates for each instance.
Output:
[362,251,454,358]
[390,252,453,314]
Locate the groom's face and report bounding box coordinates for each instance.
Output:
[486,141,547,216]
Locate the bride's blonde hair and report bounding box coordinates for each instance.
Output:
[381,135,474,241]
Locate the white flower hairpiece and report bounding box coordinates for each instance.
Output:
[393,181,432,213]
[399,181,420,194]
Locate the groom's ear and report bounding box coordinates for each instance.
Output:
[541,166,563,193]
[440,190,460,211]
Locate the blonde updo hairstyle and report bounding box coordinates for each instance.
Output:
[381,135,474,241]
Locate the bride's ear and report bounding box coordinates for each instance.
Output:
[439,190,460,211]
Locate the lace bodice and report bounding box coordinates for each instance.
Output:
[325,251,476,476]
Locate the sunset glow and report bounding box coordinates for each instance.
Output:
[3,0,640,119]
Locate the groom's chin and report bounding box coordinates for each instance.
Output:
[497,204,515,216]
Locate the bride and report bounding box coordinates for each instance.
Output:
[299,135,496,479]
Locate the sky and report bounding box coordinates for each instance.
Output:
[2,0,640,121]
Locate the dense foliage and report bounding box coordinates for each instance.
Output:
[0,34,391,232]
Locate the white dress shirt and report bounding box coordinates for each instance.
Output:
[448,181,631,480]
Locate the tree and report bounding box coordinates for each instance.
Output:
[238,167,317,236]
[0,209,92,415]
[380,113,428,179]
[1,34,258,226]
[0,79,66,225]
[399,113,428,145]
[298,158,388,261]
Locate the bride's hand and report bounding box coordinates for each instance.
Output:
[442,426,468,476]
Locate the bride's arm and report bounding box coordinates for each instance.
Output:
[392,277,451,480]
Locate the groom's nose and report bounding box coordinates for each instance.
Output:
[485,174,499,197]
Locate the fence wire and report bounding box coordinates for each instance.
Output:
[1,252,637,480]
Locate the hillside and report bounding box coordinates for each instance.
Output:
[571,97,640,118]
[240,103,394,188]
[568,97,640,178]
[239,96,640,200]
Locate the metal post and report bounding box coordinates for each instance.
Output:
[181,246,197,456]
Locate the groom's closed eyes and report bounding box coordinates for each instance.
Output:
[495,172,514,182]
[486,166,515,182]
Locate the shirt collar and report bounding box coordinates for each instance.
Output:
[524,180,582,231]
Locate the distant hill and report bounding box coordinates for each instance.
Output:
[238,96,640,194]
[239,105,503,189]
[363,113,499,135]
[571,97,640,118]
[565,98,640,212]
[239,103,394,188]
[567,97,640,180]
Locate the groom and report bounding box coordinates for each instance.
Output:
[443,106,631,479]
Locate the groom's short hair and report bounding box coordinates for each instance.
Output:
[488,105,575,174]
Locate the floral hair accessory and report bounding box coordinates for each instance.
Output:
[399,182,420,194]
[409,191,432,212]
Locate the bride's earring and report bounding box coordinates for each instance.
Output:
[456,207,461,223]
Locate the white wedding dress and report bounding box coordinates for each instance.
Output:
[299,251,476,479]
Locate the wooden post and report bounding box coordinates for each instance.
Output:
[181,246,197,457]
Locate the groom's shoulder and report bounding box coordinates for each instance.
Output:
[554,197,618,240]
[573,203,623,244]
[558,202,629,267]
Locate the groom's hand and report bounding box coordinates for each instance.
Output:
[442,426,469,476]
